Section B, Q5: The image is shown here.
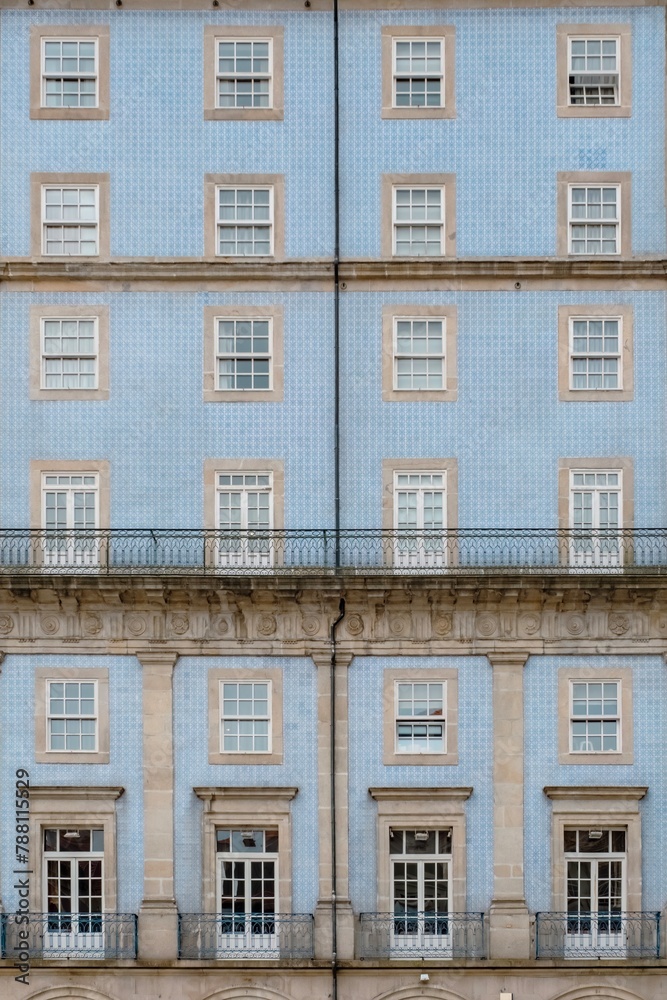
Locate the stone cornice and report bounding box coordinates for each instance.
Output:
[194,786,298,802]
[369,786,473,802]
[544,786,648,801]
[3,257,667,289]
[30,785,125,801]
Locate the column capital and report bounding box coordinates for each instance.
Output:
[487,651,529,669]
[137,651,178,672]
[310,649,354,670]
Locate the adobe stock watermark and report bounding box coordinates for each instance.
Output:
[13,768,31,985]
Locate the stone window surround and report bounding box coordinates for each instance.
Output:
[30,24,110,121]
[203,173,285,261]
[544,785,646,914]
[369,786,472,914]
[28,785,123,913]
[382,666,458,766]
[557,456,634,536]
[208,666,283,765]
[381,25,456,120]
[35,666,110,764]
[194,786,297,913]
[203,25,284,121]
[381,173,457,260]
[557,665,633,765]
[382,304,458,402]
[556,171,632,259]
[203,458,285,567]
[203,304,284,403]
[557,303,633,402]
[382,457,458,532]
[29,304,110,401]
[30,173,111,261]
[30,459,111,533]
[556,23,631,119]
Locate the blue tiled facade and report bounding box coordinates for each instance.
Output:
[525,655,667,913]
[348,656,492,913]
[0,1,665,990]
[0,655,143,914]
[173,656,318,914]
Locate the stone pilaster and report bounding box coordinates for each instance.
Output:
[0,651,4,912]
[487,651,530,959]
[137,651,178,960]
[312,648,354,961]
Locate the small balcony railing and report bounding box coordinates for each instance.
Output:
[535,911,661,959]
[359,912,486,959]
[1,912,137,959]
[0,528,666,576]
[178,912,314,960]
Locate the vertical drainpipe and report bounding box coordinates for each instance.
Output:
[330,597,346,1000]
[331,6,344,1000]
[333,0,341,569]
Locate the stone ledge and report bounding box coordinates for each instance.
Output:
[3,257,667,286]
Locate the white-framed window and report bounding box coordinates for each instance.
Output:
[393,38,444,109]
[217,38,272,109]
[394,316,445,390]
[570,315,621,390]
[564,828,626,956]
[394,471,446,567]
[216,828,279,952]
[390,828,452,956]
[570,680,620,753]
[568,185,620,255]
[569,469,622,567]
[41,316,98,390]
[569,37,619,106]
[221,680,271,753]
[216,471,273,567]
[47,680,97,752]
[42,472,100,566]
[217,317,271,391]
[42,185,99,256]
[395,681,445,754]
[42,37,98,109]
[393,187,444,256]
[216,187,273,256]
[43,827,104,955]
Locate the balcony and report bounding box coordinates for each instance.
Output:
[0,529,666,576]
[1,913,137,959]
[177,912,314,960]
[535,912,661,959]
[358,912,486,959]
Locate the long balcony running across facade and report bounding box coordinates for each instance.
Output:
[1,529,667,575]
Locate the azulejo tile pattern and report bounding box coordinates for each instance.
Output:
[524,655,667,913]
[348,656,492,913]
[0,291,335,529]
[340,7,665,257]
[0,655,143,913]
[340,291,666,531]
[1,9,334,259]
[173,656,318,914]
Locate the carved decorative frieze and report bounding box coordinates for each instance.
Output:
[0,576,666,652]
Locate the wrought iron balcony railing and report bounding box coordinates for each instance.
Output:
[177,912,314,960]
[0,528,666,575]
[1,912,137,959]
[535,911,661,959]
[358,912,486,959]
